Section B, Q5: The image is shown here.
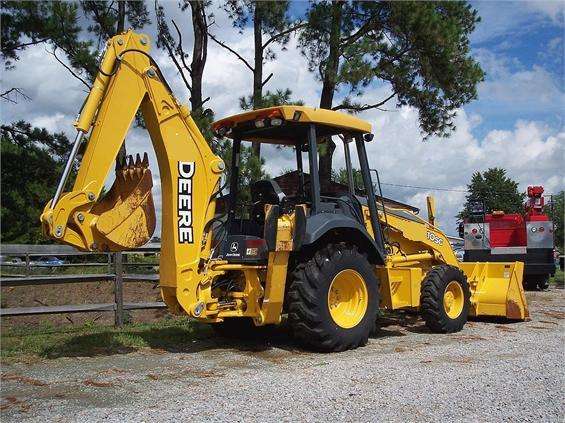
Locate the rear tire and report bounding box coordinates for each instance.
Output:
[287,244,379,352]
[420,265,471,333]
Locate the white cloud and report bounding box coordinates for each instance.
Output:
[30,113,68,133]
[349,107,565,235]
[472,48,563,118]
[526,1,565,24]
[1,46,87,138]
[482,65,561,107]
[472,1,564,44]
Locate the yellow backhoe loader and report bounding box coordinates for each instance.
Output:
[40,31,528,351]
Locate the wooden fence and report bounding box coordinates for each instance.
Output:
[0,243,165,326]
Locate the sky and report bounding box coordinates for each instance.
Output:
[1,0,564,237]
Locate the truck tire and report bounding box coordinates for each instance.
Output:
[420,265,471,333]
[524,276,549,291]
[524,277,538,291]
[287,244,379,352]
[537,276,550,291]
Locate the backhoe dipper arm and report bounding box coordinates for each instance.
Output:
[40,31,225,316]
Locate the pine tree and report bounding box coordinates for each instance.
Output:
[299,1,484,183]
[1,122,73,243]
[2,1,150,82]
[458,168,525,220]
[210,0,304,157]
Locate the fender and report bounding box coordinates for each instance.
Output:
[302,213,386,264]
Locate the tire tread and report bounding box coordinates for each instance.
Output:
[287,243,378,352]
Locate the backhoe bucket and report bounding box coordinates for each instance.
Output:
[459,261,529,320]
[92,153,156,249]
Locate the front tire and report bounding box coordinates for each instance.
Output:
[287,244,379,352]
[420,265,471,333]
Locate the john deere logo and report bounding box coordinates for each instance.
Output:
[230,242,239,252]
[177,161,195,243]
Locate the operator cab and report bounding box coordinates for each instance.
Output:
[211,106,386,264]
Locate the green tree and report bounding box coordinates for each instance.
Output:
[155,0,212,115]
[458,168,525,220]
[239,88,304,110]
[214,139,269,205]
[210,0,305,184]
[155,0,216,152]
[1,1,150,82]
[547,191,564,251]
[332,167,364,191]
[210,0,303,156]
[1,122,73,243]
[1,1,92,74]
[299,1,484,183]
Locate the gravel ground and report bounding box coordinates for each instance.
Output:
[2,290,564,422]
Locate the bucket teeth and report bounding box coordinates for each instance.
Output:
[133,154,141,176]
[114,152,150,178]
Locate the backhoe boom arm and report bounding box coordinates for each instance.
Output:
[41,30,225,316]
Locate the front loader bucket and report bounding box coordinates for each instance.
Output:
[459,261,529,320]
[92,153,156,249]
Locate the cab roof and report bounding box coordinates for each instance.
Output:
[211,105,372,145]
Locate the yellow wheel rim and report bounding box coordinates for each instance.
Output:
[443,280,464,319]
[327,269,368,329]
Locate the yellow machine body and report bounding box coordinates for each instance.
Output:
[375,201,529,320]
[41,31,528,332]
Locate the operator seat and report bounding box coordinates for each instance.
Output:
[250,180,286,223]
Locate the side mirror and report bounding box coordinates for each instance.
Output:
[364,133,374,142]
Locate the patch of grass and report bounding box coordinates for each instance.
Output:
[0,317,212,361]
[550,268,564,286]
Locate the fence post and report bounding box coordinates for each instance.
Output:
[114,252,124,327]
[25,253,30,277]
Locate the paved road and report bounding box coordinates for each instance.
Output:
[2,290,564,422]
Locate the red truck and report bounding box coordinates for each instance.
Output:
[462,186,556,290]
